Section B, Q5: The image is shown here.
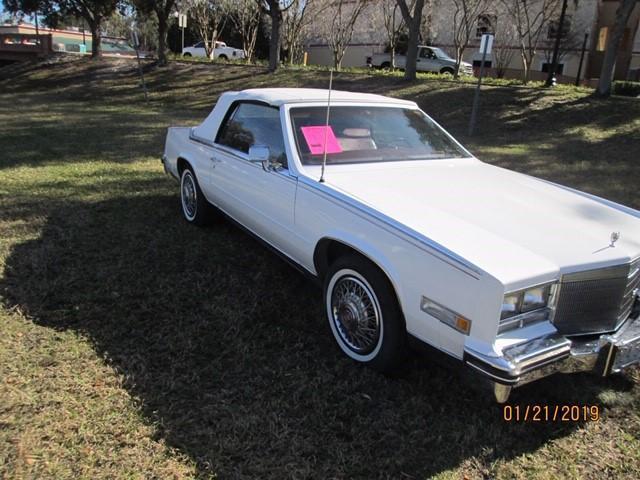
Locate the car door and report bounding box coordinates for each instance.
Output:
[209,102,299,255]
[416,47,439,72]
[193,41,206,57]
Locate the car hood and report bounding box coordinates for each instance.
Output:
[321,158,640,289]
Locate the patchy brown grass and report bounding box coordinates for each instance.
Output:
[0,57,639,480]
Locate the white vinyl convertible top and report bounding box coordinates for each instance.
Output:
[229,88,417,106]
[192,88,417,141]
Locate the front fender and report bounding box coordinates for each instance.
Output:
[315,231,406,311]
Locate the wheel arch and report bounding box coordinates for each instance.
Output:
[177,154,199,177]
[313,236,405,312]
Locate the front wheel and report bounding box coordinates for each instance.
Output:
[180,167,215,226]
[324,255,407,373]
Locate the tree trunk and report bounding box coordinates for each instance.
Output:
[397,0,424,81]
[404,14,420,80]
[545,0,569,86]
[210,28,219,62]
[520,51,530,84]
[334,48,345,71]
[89,20,102,58]
[157,12,168,66]
[596,0,637,97]
[454,46,464,79]
[269,9,281,72]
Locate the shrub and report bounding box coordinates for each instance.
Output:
[612,81,640,97]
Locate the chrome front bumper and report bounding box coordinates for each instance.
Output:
[465,314,640,403]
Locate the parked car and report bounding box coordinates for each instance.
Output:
[182,40,245,60]
[162,88,640,403]
[367,45,473,75]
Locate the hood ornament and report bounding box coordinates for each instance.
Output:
[610,231,620,247]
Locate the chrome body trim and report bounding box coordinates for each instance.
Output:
[498,308,549,332]
[465,309,640,402]
[562,263,630,282]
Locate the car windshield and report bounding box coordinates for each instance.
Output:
[290,106,470,165]
[432,47,453,60]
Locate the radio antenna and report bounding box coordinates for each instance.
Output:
[319,69,333,183]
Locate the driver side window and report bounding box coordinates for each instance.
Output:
[420,48,435,59]
[216,102,288,168]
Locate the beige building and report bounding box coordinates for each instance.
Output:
[305,0,640,83]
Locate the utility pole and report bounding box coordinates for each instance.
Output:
[545,0,569,87]
[469,34,493,136]
[33,10,39,45]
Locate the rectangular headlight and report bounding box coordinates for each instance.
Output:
[522,285,551,312]
[499,282,555,333]
[501,293,521,320]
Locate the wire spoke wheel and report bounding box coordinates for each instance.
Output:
[330,274,382,355]
[181,171,197,220]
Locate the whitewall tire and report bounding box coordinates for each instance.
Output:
[180,167,214,226]
[324,255,407,372]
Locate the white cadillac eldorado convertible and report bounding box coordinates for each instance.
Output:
[162,88,640,402]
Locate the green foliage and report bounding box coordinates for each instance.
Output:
[612,80,640,97]
[2,0,43,15]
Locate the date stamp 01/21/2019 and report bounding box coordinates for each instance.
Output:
[503,404,601,422]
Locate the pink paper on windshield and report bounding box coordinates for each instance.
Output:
[300,126,343,155]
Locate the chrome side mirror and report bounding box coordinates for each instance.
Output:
[248,145,281,172]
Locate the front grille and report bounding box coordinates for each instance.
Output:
[553,260,639,336]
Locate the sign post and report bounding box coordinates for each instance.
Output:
[178,13,187,53]
[468,33,493,136]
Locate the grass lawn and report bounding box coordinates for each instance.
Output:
[1,56,639,480]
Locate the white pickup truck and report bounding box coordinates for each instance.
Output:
[162,88,640,403]
[367,45,473,75]
[182,40,245,60]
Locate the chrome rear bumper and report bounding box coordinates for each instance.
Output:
[465,313,640,403]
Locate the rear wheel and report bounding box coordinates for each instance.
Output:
[380,61,391,69]
[324,255,407,373]
[180,167,215,226]
[440,67,455,75]
[218,54,228,60]
[183,52,192,57]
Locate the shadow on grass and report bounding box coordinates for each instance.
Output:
[1,179,634,479]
